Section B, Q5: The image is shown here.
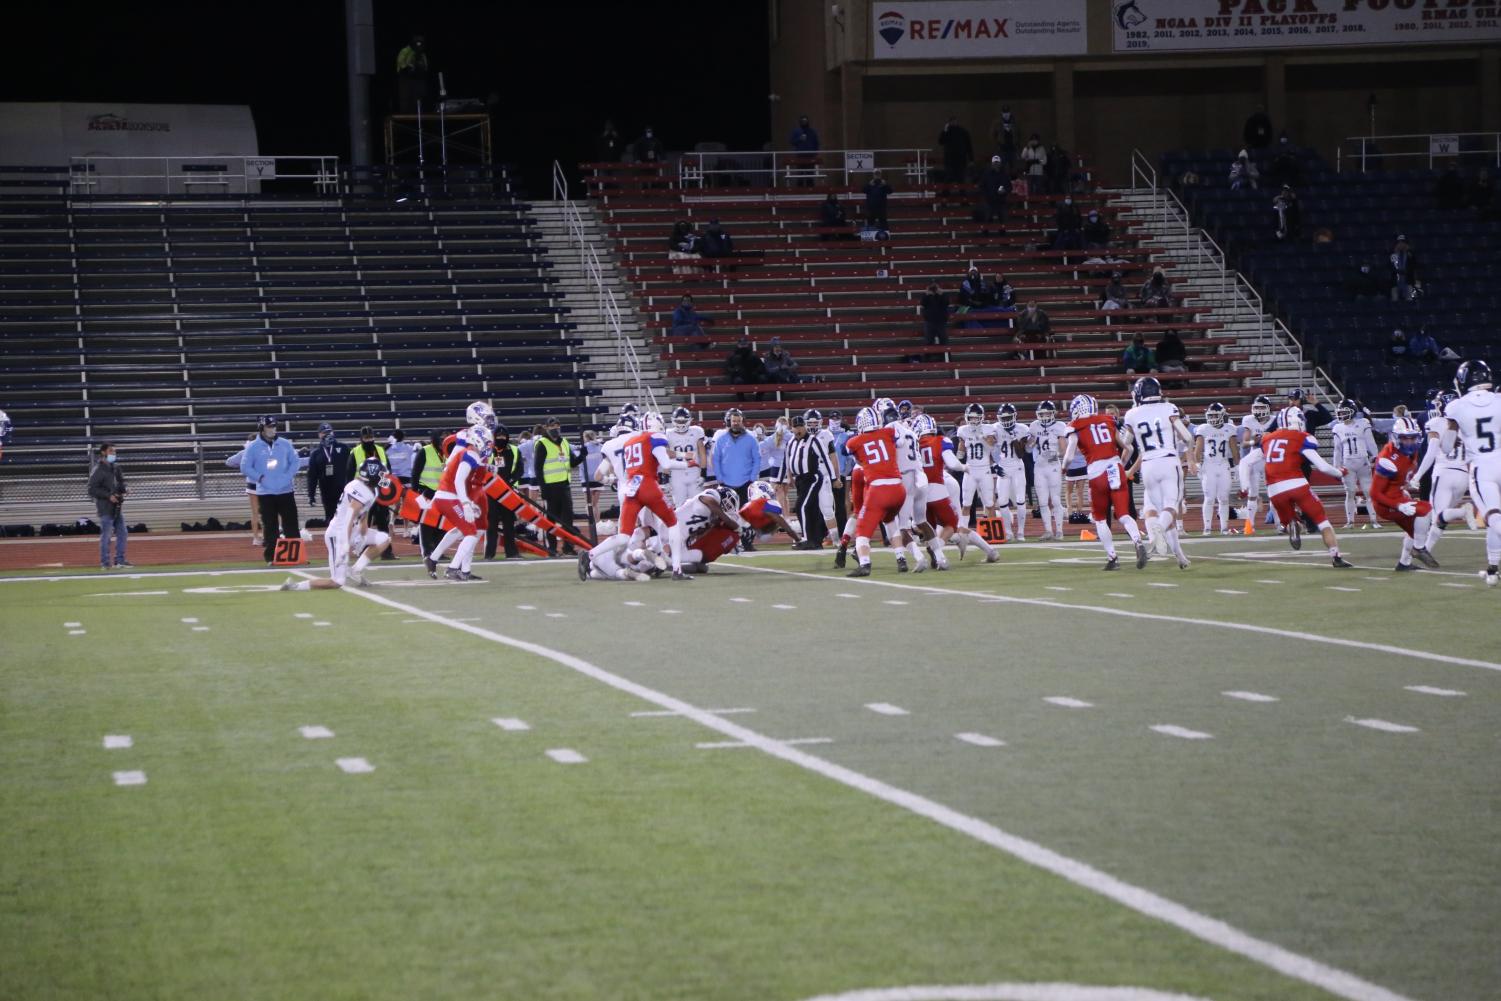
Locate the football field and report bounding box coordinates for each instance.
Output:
[3,531,1498,1001]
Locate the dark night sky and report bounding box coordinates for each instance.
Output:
[8,1,771,196]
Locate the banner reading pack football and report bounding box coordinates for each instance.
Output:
[1111,0,1501,52]
[872,1,1088,59]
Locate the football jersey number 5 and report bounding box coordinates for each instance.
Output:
[1477,416,1496,453]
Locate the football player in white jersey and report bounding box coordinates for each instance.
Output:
[1193,402,1240,535]
[954,403,997,522]
[1028,400,1068,540]
[1417,389,1481,557]
[664,406,708,506]
[875,396,933,572]
[1236,394,1279,532]
[280,459,391,591]
[1122,377,1198,568]
[1442,360,1501,585]
[1329,399,1380,529]
[991,403,1032,541]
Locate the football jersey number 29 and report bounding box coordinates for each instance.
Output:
[624,442,644,467]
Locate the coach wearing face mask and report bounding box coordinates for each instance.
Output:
[534,417,585,557]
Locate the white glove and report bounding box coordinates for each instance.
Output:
[1397,502,1417,517]
[462,501,480,522]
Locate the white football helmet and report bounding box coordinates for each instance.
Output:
[1251,395,1273,421]
[748,480,775,502]
[963,402,985,426]
[716,486,741,518]
[1068,395,1097,421]
[0,408,11,441]
[1391,416,1424,455]
[643,412,665,433]
[671,406,692,431]
[466,423,494,458]
[995,403,1018,430]
[1205,402,1227,428]
[911,413,938,437]
[465,400,495,429]
[1279,406,1305,432]
[855,406,880,433]
[596,519,618,537]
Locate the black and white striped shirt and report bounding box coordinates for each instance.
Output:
[782,432,834,480]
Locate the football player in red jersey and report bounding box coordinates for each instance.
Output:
[593,412,696,580]
[1059,394,1147,570]
[1370,416,1440,572]
[1261,407,1353,568]
[843,405,908,577]
[914,413,997,566]
[427,423,493,580]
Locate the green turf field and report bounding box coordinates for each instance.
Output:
[3,530,1498,1001]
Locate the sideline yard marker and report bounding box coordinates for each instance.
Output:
[546,748,587,764]
[336,757,375,773]
[1223,691,1279,703]
[955,732,1005,747]
[865,703,909,716]
[1044,697,1093,709]
[1151,724,1213,740]
[1346,717,1419,734]
[491,717,531,731]
[299,726,334,739]
[112,771,146,786]
[103,735,133,749]
[1403,685,1465,697]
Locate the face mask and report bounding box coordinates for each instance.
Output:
[104,454,117,464]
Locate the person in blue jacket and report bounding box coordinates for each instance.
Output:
[242,414,303,566]
[711,407,763,550]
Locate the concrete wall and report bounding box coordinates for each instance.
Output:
[770,1,1501,185]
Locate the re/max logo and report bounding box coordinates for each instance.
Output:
[908,17,1010,40]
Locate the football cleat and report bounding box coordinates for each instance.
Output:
[671,569,694,581]
[1102,557,1119,571]
[1394,562,1419,572]
[278,577,296,591]
[1177,553,1191,570]
[577,550,590,582]
[424,557,438,579]
[1412,547,1440,569]
[834,543,848,569]
[896,556,909,573]
[1483,565,1500,586]
[846,564,871,577]
[1134,539,1149,569]
[1332,555,1354,568]
[985,550,1000,563]
[443,567,466,581]
[1288,519,1302,550]
[462,571,484,582]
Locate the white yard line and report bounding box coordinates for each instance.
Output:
[336,757,376,773]
[298,726,334,739]
[1223,691,1279,703]
[1151,725,1214,740]
[1403,685,1466,697]
[545,748,587,764]
[112,770,146,786]
[865,703,910,716]
[1214,589,1248,596]
[724,562,1501,676]
[696,737,834,750]
[631,707,755,718]
[103,735,133,749]
[328,579,1417,1001]
[1346,717,1420,734]
[491,718,531,731]
[1044,697,1094,709]
[954,732,1006,748]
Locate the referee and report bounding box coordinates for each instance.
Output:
[782,413,837,549]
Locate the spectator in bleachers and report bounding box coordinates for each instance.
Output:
[1387,327,1410,360]
[920,283,951,348]
[1122,333,1156,374]
[725,336,769,400]
[597,121,623,162]
[763,338,800,383]
[672,294,709,339]
[819,193,852,239]
[978,155,1010,229]
[1435,164,1466,210]
[1051,196,1083,251]
[959,267,998,328]
[1388,234,1420,302]
[993,106,1019,168]
[1469,168,1496,217]
[88,443,131,570]
[307,422,352,524]
[1243,105,1273,151]
[1406,327,1441,364]
[790,115,820,152]
[632,127,664,164]
[1229,150,1259,191]
[1045,143,1072,196]
[1017,301,1053,358]
[668,220,700,254]
[1265,135,1303,189]
[701,219,735,258]
[1021,135,1048,183]
[1272,185,1301,242]
[395,35,430,114]
[1099,271,1130,311]
[863,172,893,232]
[1155,330,1188,374]
[992,273,1017,311]
[1083,210,1111,250]
[938,117,973,184]
[1138,267,1173,309]
[1345,260,1387,300]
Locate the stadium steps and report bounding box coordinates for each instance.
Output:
[1108,187,1338,400]
[529,200,671,416]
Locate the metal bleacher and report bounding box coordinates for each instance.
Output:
[1162,147,1501,411]
[583,160,1267,426]
[0,165,601,510]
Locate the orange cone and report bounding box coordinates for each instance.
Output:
[1242,518,1256,535]
[1080,529,1097,541]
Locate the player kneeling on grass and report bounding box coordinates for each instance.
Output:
[590,412,696,580]
[672,484,761,574]
[1261,407,1354,569]
[580,519,666,582]
[282,459,391,591]
[1373,417,1442,572]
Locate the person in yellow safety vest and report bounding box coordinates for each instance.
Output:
[348,425,397,560]
[409,429,445,499]
[395,35,430,114]
[533,417,586,556]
